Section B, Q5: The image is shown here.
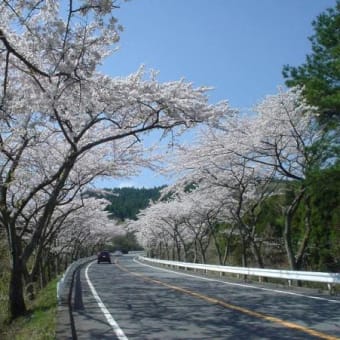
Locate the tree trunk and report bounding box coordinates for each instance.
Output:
[283,188,305,270]
[176,241,181,261]
[9,255,27,319]
[222,228,235,265]
[198,239,207,264]
[193,239,199,263]
[251,241,264,268]
[5,218,27,319]
[211,229,223,265]
[241,240,248,267]
[171,244,175,260]
[159,242,163,259]
[295,195,312,270]
[165,243,170,259]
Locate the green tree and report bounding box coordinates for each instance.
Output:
[102,187,164,221]
[282,1,340,127]
[305,165,340,271]
[111,232,143,252]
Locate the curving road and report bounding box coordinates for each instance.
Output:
[69,254,340,339]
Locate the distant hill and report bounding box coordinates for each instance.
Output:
[85,186,165,221]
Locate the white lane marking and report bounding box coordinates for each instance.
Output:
[133,258,340,304]
[85,262,128,340]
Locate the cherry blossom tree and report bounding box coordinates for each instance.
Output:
[206,87,334,270]
[195,141,277,268]
[0,0,231,319]
[158,183,228,264]
[54,197,124,258]
[156,87,331,270]
[130,206,170,258]
[132,200,189,260]
[132,174,236,265]
[239,88,331,270]
[25,196,119,297]
[161,117,277,267]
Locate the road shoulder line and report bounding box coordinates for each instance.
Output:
[85,261,128,340]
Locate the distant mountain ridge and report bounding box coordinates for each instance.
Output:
[85,186,165,221]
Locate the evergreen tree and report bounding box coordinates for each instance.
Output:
[282,1,340,128]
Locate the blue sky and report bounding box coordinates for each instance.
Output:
[94,0,336,189]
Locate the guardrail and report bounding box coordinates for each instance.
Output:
[57,256,96,305]
[139,256,340,293]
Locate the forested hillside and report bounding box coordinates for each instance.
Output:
[85,186,165,221]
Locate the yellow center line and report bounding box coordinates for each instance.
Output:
[116,262,339,340]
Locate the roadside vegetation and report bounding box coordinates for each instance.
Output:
[0,277,58,340]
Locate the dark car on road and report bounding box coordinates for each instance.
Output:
[97,251,111,264]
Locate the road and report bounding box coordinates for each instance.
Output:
[68,254,340,339]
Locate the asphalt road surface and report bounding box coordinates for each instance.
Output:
[69,254,340,339]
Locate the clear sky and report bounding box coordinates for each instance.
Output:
[94,0,336,189]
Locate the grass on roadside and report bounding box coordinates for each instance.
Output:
[1,277,58,340]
